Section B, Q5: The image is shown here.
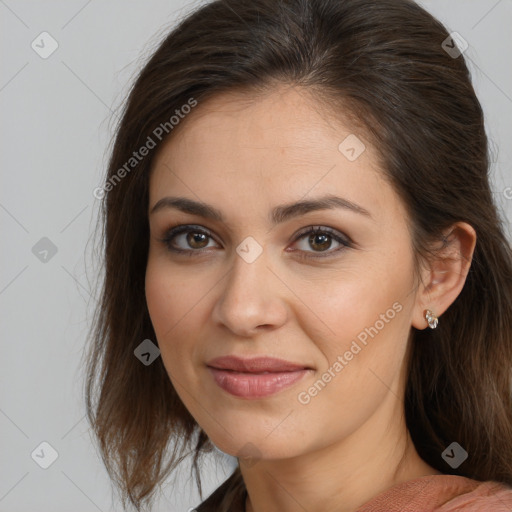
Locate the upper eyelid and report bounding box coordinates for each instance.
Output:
[159,225,220,249]
[161,224,351,249]
[294,225,352,242]
[161,223,347,238]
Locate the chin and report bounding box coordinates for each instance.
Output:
[207,429,307,465]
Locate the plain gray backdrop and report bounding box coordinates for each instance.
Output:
[1,1,511,511]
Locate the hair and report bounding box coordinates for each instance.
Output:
[83,0,512,510]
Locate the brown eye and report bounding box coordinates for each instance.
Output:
[160,224,351,260]
[161,225,218,253]
[291,226,352,259]
[186,232,209,249]
[308,232,333,252]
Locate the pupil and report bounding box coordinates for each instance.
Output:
[310,233,331,251]
[188,232,207,248]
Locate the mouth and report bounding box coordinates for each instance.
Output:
[206,355,314,399]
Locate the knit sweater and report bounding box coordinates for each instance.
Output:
[194,467,512,511]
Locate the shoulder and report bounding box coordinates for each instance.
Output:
[193,471,512,512]
[356,474,512,512]
[436,477,512,512]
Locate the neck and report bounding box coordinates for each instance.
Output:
[240,392,440,512]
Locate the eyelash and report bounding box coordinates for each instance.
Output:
[159,224,352,260]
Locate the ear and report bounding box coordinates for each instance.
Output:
[412,222,477,330]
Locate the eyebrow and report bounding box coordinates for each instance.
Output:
[150,194,373,225]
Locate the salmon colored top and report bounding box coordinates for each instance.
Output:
[195,469,512,511]
[355,474,512,511]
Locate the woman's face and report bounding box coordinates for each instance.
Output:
[145,85,425,462]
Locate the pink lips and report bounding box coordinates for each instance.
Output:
[206,356,312,399]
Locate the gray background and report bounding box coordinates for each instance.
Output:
[1,1,511,511]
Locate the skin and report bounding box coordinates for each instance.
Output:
[145,84,477,512]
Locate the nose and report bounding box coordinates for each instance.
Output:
[211,247,289,337]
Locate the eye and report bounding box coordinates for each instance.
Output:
[159,224,352,259]
[160,225,219,254]
[290,226,352,259]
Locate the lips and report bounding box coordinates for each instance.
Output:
[206,355,313,399]
[206,355,311,373]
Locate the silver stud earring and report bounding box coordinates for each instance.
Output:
[425,309,439,329]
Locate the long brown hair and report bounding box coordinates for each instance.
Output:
[84,0,512,510]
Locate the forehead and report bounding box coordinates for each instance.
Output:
[154,84,368,164]
[148,84,399,224]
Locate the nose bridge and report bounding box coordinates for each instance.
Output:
[212,242,287,335]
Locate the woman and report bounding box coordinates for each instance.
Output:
[84,0,512,511]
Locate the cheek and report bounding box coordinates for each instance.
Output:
[144,260,195,364]
[145,257,201,336]
[145,257,218,381]
[292,261,411,342]
[145,263,173,337]
[291,256,415,394]
[145,263,200,401]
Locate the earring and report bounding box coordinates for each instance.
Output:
[425,309,439,329]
